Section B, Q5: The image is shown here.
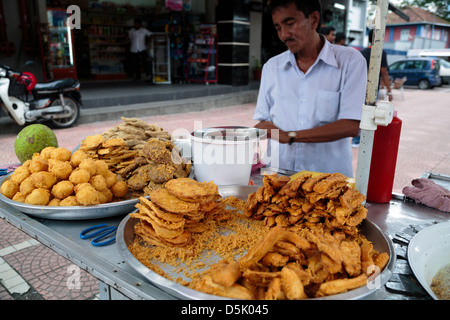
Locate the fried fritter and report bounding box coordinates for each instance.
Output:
[28,154,48,173]
[1,180,19,199]
[9,166,31,185]
[31,171,57,189]
[25,188,50,205]
[70,149,88,167]
[75,184,102,205]
[165,178,219,203]
[69,168,91,185]
[141,138,173,164]
[50,147,72,162]
[48,159,73,180]
[150,188,200,214]
[51,180,74,199]
[40,146,56,160]
[19,176,35,196]
[110,180,128,198]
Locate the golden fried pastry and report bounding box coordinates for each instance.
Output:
[28,154,48,173]
[78,158,97,176]
[83,134,103,149]
[165,178,218,203]
[95,160,109,176]
[25,188,50,205]
[12,192,26,203]
[317,274,368,297]
[103,170,117,188]
[48,159,73,180]
[50,147,72,162]
[141,138,173,164]
[70,149,88,167]
[75,184,101,206]
[280,266,308,300]
[69,168,91,185]
[51,180,74,199]
[1,180,19,199]
[19,176,35,196]
[110,180,128,198]
[59,195,80,206]
[40,146,56,160]
[150,188,200,214]
[89,175,107,191]
[47,198,61,206]
[9,166,31,184]
[31,171,57,189]
[100,188,114,203]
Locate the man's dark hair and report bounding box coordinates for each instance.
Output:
[335,32,346,43]
[267,0,322,29]
[319,26,335,36]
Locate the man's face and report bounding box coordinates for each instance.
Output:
[326,30,336,43]
[272,2,319,54]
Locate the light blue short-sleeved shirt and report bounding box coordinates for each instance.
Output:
[254,39,367,177]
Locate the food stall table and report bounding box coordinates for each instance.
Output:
[0,171,448,300]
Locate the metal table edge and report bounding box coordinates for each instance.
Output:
[0,204,176,300]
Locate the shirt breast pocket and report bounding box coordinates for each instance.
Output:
[316,90,340,123]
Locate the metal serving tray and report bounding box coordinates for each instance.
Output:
[0,156,194,220]
[0,173,141,220]
[116,185,396,300]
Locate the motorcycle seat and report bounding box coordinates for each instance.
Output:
[34,78,77,91]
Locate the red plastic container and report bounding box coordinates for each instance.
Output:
[367,114,402,203]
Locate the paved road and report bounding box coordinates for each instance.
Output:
[0,85,449,300]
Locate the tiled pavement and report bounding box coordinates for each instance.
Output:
[0,86,449,300]
[0,218,99,300]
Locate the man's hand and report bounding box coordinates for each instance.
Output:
[254,121,291,143]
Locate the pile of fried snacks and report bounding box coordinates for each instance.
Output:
[189,173,389,299]
[130,178,229,248]
[101,117,171,151]
[118,139,191,197]
[80,135,137,173]
[1,147,128,206]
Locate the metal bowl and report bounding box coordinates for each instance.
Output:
[408,221,450,300]
[116,185,396,300]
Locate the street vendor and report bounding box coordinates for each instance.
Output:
[253,0,367,177]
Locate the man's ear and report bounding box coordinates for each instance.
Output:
[310,11,321,31]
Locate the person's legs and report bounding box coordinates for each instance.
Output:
[131,52,140,80]
[139,51,151,77]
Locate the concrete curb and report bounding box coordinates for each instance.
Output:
[0,90,258,134]
[78,90,258,124]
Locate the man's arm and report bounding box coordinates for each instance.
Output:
[255,119,360,144]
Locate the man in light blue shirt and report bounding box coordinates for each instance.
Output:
[254,0,367,177]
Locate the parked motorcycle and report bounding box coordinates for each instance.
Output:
[0,61,82,128]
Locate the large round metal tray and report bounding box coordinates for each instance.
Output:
[117,185,396,300]
[0,173,140,220]
[408,221,450,300]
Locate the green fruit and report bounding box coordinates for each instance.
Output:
[14,124,59,163]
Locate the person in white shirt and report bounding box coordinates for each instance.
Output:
[253,0,367,178]
[128,19,152,80]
